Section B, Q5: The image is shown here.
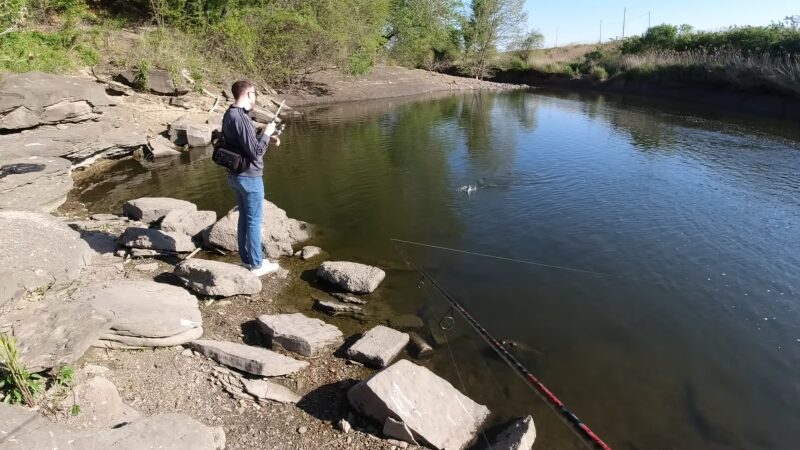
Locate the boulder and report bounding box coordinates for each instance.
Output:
[187,339,308,376]
[0,72,112,130]
[348,359,490,450]
[346,325,409,368]
[0,155,72,212]
[122,197,197,223]
[256,313,343,357]
[186,123,213,147]
[249,105,281,124]
[491,416,536,450]
[207,113,223,132]
[119,227,197,253]
[241,378,301,404]
[117,69,190,96]
[0,299,113,372]
[64,376,141,429]
[168,116,192,145]
[0,403,225,450]
[204,200,310,259]
[317,261,385,294]
[160,209,217,239]
[147,135,182,157]
[0,210,93,313]
[174,259,262,297]
[72,280,203,347]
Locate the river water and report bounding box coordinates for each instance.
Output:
[75,90,800,449]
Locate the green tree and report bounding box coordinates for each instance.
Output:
[463,0,526,79]
[511,29,544,62]
[387,0,463,69]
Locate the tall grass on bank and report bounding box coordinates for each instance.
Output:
[613,50,800,96]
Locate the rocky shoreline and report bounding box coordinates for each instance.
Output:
[0,71,534,449]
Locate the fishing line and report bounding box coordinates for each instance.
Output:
[392,240,613,450]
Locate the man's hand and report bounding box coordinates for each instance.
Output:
[269,135,280,146]
[263,122,276,137]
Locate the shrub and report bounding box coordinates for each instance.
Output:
[0,333,44,406]
[591,66,608,81]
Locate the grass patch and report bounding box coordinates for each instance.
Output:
[0,29,98,73]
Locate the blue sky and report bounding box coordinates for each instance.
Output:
[524,0,798,47]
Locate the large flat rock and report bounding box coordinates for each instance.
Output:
[317,261,385,294]
[257,313,343,357]
[0,72,112,130]
[0,210,93,313]
[0,403,225,449]
[348,359,490,450]
[174,259,262,297]
[346,325,409,368]
[204,200,310,259]
[188,339,309,376]
[119,227,197,253]
[72,280,202,346]
[0,155,72,212]
[0,299,113,372]
[122,197,197,223]
[0,119,146,163]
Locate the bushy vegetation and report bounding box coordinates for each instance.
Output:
[525,17,800,97]
[1,0,539,85]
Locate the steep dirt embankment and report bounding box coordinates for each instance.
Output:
[281,65,525,107]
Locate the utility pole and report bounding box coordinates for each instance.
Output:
[622,7,627,38]
[599,20,602,43]
[555,28,558,48]
[648,11,651,30]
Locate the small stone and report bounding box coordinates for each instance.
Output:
[181,348,194,357]
[241,379,301,404]
[407,332,434,358]
[337,418,352,434]
[135,262,159,272]
[386,439,409,449]
[82,364,110,376]
[492,415,536,450]
[298,426,308,434]
[299,246,322,260]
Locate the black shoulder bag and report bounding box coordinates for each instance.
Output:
[211,130,249,174]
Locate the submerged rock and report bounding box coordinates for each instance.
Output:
[348,359,490,450]
[174,259,262,297]
[313,298,364,315]
[345,325,409,368]
[257,313,343,357]
[317,261,385,294]
[188,339,308,376]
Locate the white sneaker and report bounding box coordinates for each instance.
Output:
[251,261,280,276]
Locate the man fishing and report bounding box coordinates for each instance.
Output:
[222,80,281,276]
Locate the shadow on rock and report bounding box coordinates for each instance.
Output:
[296,379,360,423]
[0,163,45,179]
[240,319,269,348]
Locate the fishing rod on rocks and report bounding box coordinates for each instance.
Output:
[391,238,613,450]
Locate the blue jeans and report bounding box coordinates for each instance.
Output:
[227,174,264,268]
